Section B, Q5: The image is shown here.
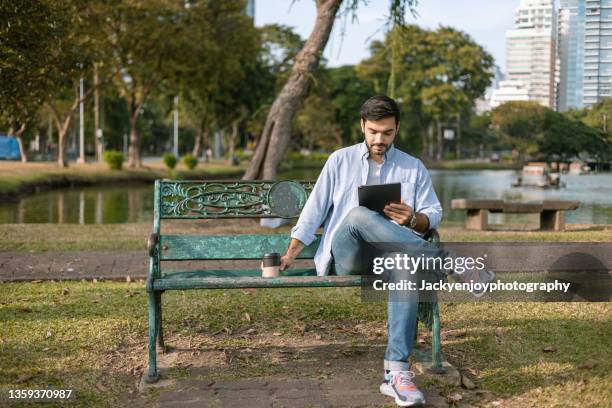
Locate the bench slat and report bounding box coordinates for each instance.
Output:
[162,268,317,279]
[160,234,320,260]
[153,275,362,290]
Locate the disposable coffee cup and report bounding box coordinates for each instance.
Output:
[261,253,281,278]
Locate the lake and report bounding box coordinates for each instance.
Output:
[1,170,610,225]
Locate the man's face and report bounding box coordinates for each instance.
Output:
[361,116,399,158]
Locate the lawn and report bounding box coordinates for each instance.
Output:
[0,281,610,407]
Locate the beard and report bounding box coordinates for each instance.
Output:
[367,141,389,156]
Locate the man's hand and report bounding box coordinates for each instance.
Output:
[279,254,295,272]
[280,238,305,272]
[383,199,413,226]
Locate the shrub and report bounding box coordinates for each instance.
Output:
[163,153,177,170]
[183,154,198,170]
[103,150,124,170]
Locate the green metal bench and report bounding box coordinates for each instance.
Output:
[145,179,444,383]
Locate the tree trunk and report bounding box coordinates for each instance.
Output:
[242,0,342,180]
[192,126,203,158]
[227,119,239,166]
[127,103,141,168]
[56,118,73,167]
[10,124,28,163]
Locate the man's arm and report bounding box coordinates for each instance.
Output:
[280,238,305,271]
[282,153,336,270]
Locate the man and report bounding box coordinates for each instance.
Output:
[280,95,493,407]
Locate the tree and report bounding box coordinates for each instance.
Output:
[356,25,493,159]
[491,101,550,161]
[539,111,612,163]
[99,0,192,168]
[0,0,89,163]
[328,65,375,146]
[243,0,419,180]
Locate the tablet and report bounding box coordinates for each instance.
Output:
[357,183,401,217]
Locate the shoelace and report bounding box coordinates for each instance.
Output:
[397,371,416,387]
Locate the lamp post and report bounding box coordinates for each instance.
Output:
[76,74,85,164]
[173,96,179,157]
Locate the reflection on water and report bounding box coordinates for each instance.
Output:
[0,170,610,225]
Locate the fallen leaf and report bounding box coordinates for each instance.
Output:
[272,332,282,336]
[542,346,557,353]
[243,313,251,322]
[446,392,463,404]
[45,331,52,339]
[325,361,331,367]
[461,374,476,389]
[42,347,50,352]
[245,328,256,335]
[62,288,70,295]
[577,360,598,370]
[16,374,33,383]
[95,383,108,392]
[467,367,481,377]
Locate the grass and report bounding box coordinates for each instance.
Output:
[0,281,610,407]
[0,160,246,197]
[0,221,610,252]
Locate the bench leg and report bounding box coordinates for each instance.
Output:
[430,302,445,373]
[156,291,166,352]
[540,210,565,231]
[145,291,159,383]
[466,209,488,230]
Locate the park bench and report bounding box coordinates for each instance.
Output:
[451,199,580,231]
[145,179,444,383]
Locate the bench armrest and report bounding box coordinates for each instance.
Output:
[423,229,440,248]
[148,233,159,257]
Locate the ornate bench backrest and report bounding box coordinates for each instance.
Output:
[157,180,315,219]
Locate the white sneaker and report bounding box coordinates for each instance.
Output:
[379,370,425,407]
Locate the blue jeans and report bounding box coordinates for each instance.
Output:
[330,206,443,372]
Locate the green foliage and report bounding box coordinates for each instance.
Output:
[103,150,124,170]
[491,101,551,158]
[183,154,198,170]
[356,24,494,155]
[491,101,612,161]
[163,153,177,170]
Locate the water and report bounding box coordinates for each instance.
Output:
[0,170,610,225]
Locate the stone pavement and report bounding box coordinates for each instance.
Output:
[140,344,471,408]
[154,376,453,408]
[2,242,611,282]
[0,251,313,282]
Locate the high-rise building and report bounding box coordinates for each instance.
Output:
[583,0,612,107]
[245,0,255,19]
[504,0,557,108]
[557,0,586,111]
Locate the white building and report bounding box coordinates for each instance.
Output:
[504,0,557,108]
[490,79,531,108]
[475,66,505,113]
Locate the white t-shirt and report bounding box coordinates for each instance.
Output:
[366,157,383,185]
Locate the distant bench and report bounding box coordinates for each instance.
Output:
[451,199,580,231]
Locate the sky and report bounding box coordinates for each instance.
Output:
[255,0,520,72]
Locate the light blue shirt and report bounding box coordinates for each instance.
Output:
[291,141,443,276]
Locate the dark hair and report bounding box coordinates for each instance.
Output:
[360,95,400,125]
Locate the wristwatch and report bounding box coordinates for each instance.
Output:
[408,212,418,229]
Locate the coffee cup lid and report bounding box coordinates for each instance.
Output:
[263,252,280,258]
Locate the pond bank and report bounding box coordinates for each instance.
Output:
[0,160,246,201]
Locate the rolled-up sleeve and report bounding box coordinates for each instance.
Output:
[290,154,336,246]
[414,160,443,230]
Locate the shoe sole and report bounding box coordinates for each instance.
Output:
[379,383,425,407]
